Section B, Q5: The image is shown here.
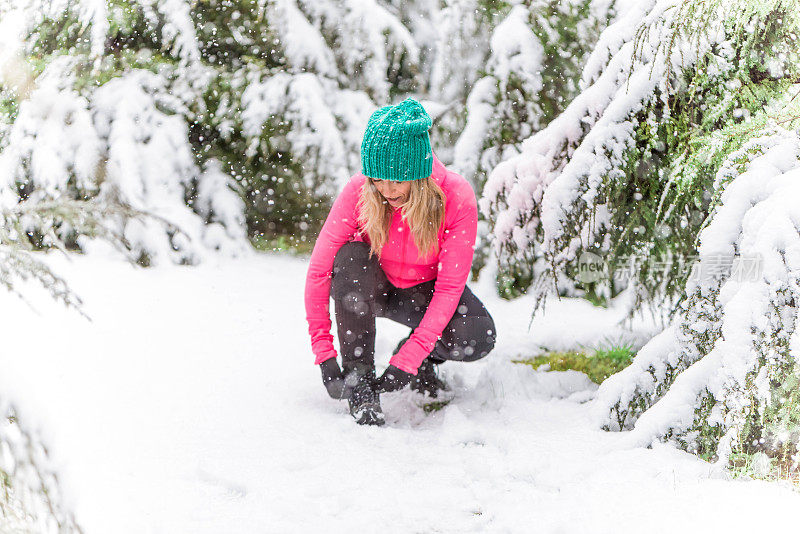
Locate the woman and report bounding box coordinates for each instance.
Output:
[304,98,496,426]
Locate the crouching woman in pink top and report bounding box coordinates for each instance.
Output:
[304,99,496,426]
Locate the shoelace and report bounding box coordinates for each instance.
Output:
[350,380,379,409]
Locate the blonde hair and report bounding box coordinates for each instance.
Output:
[357,177,446,259]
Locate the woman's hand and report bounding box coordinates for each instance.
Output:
[376,364,414,393]
[320,358,348,399]
[323,360,414,397]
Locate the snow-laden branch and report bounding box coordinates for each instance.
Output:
[595,125,800,463]
[480,0,798,310]
[0,66,248,265]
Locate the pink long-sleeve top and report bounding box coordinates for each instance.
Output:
[304,153,478,375]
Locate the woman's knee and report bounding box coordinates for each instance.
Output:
[438,315,496,362]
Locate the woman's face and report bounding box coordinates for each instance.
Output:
[371,178,411,208]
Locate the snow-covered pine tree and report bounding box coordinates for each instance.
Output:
[0,71,154,533]
[233,0,422,244]
[422,0,497,162]
[0,151,136,534]
[0,2,250,528]
[482,0,800,468]
[10,0,621,251]
[0,0,248,265]
[595,121,800,467]
[452,0,619,289]
[481,0,800,309]
[454,0,616,190]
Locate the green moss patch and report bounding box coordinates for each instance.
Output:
[514,343,636,384]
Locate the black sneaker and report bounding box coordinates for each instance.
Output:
[410,357,448,398]
[347,379,385,426]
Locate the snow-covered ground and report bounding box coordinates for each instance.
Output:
[2,251,799,533]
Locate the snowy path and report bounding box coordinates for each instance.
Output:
[1,252,799,533]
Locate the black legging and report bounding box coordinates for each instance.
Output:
[331,241,496,374]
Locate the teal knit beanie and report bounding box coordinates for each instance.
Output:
[360,98,433,182]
